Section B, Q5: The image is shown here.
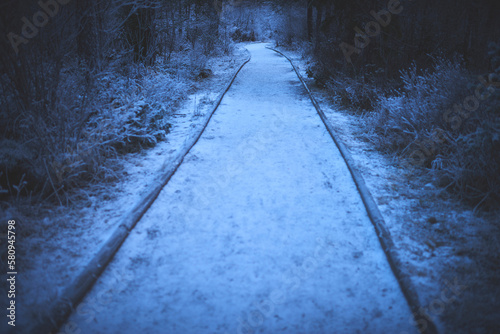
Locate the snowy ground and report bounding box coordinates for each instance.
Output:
[61,44,417,334]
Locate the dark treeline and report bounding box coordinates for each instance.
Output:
[303,0,499,75]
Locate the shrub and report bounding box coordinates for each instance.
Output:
[0,58,185,199]
[325,73,382,111]
[368,58,469,157]
[434,44,500,205]
[366,53,500,207]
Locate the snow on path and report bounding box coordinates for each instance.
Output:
[63,43,417,334]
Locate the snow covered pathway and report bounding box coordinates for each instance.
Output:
[63,43,417,334]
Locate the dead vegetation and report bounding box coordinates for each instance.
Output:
[0,0,242,205]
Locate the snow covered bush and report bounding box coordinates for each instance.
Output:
[369,58,469,155]
[433,44,500,205]
[93,67,188,154]
[47,65,187,190]
[0,49,190,197]
[367,54,500,207]
[325,72,382,111]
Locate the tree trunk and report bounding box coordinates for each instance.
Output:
[314,3,323,48]
[307,0,313,41]
[125,5,156,65]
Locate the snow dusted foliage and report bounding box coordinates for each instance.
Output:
[370,58,469,154]
[440,44,500,205]
[0,0,233,200]
[0,47,191,196]
[368,55,500,206]
[220,1,305,44]
[325,72,382,111]
[84,66,187,154]
[39,63,188,192]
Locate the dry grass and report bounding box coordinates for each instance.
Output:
[318,53,500,208]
